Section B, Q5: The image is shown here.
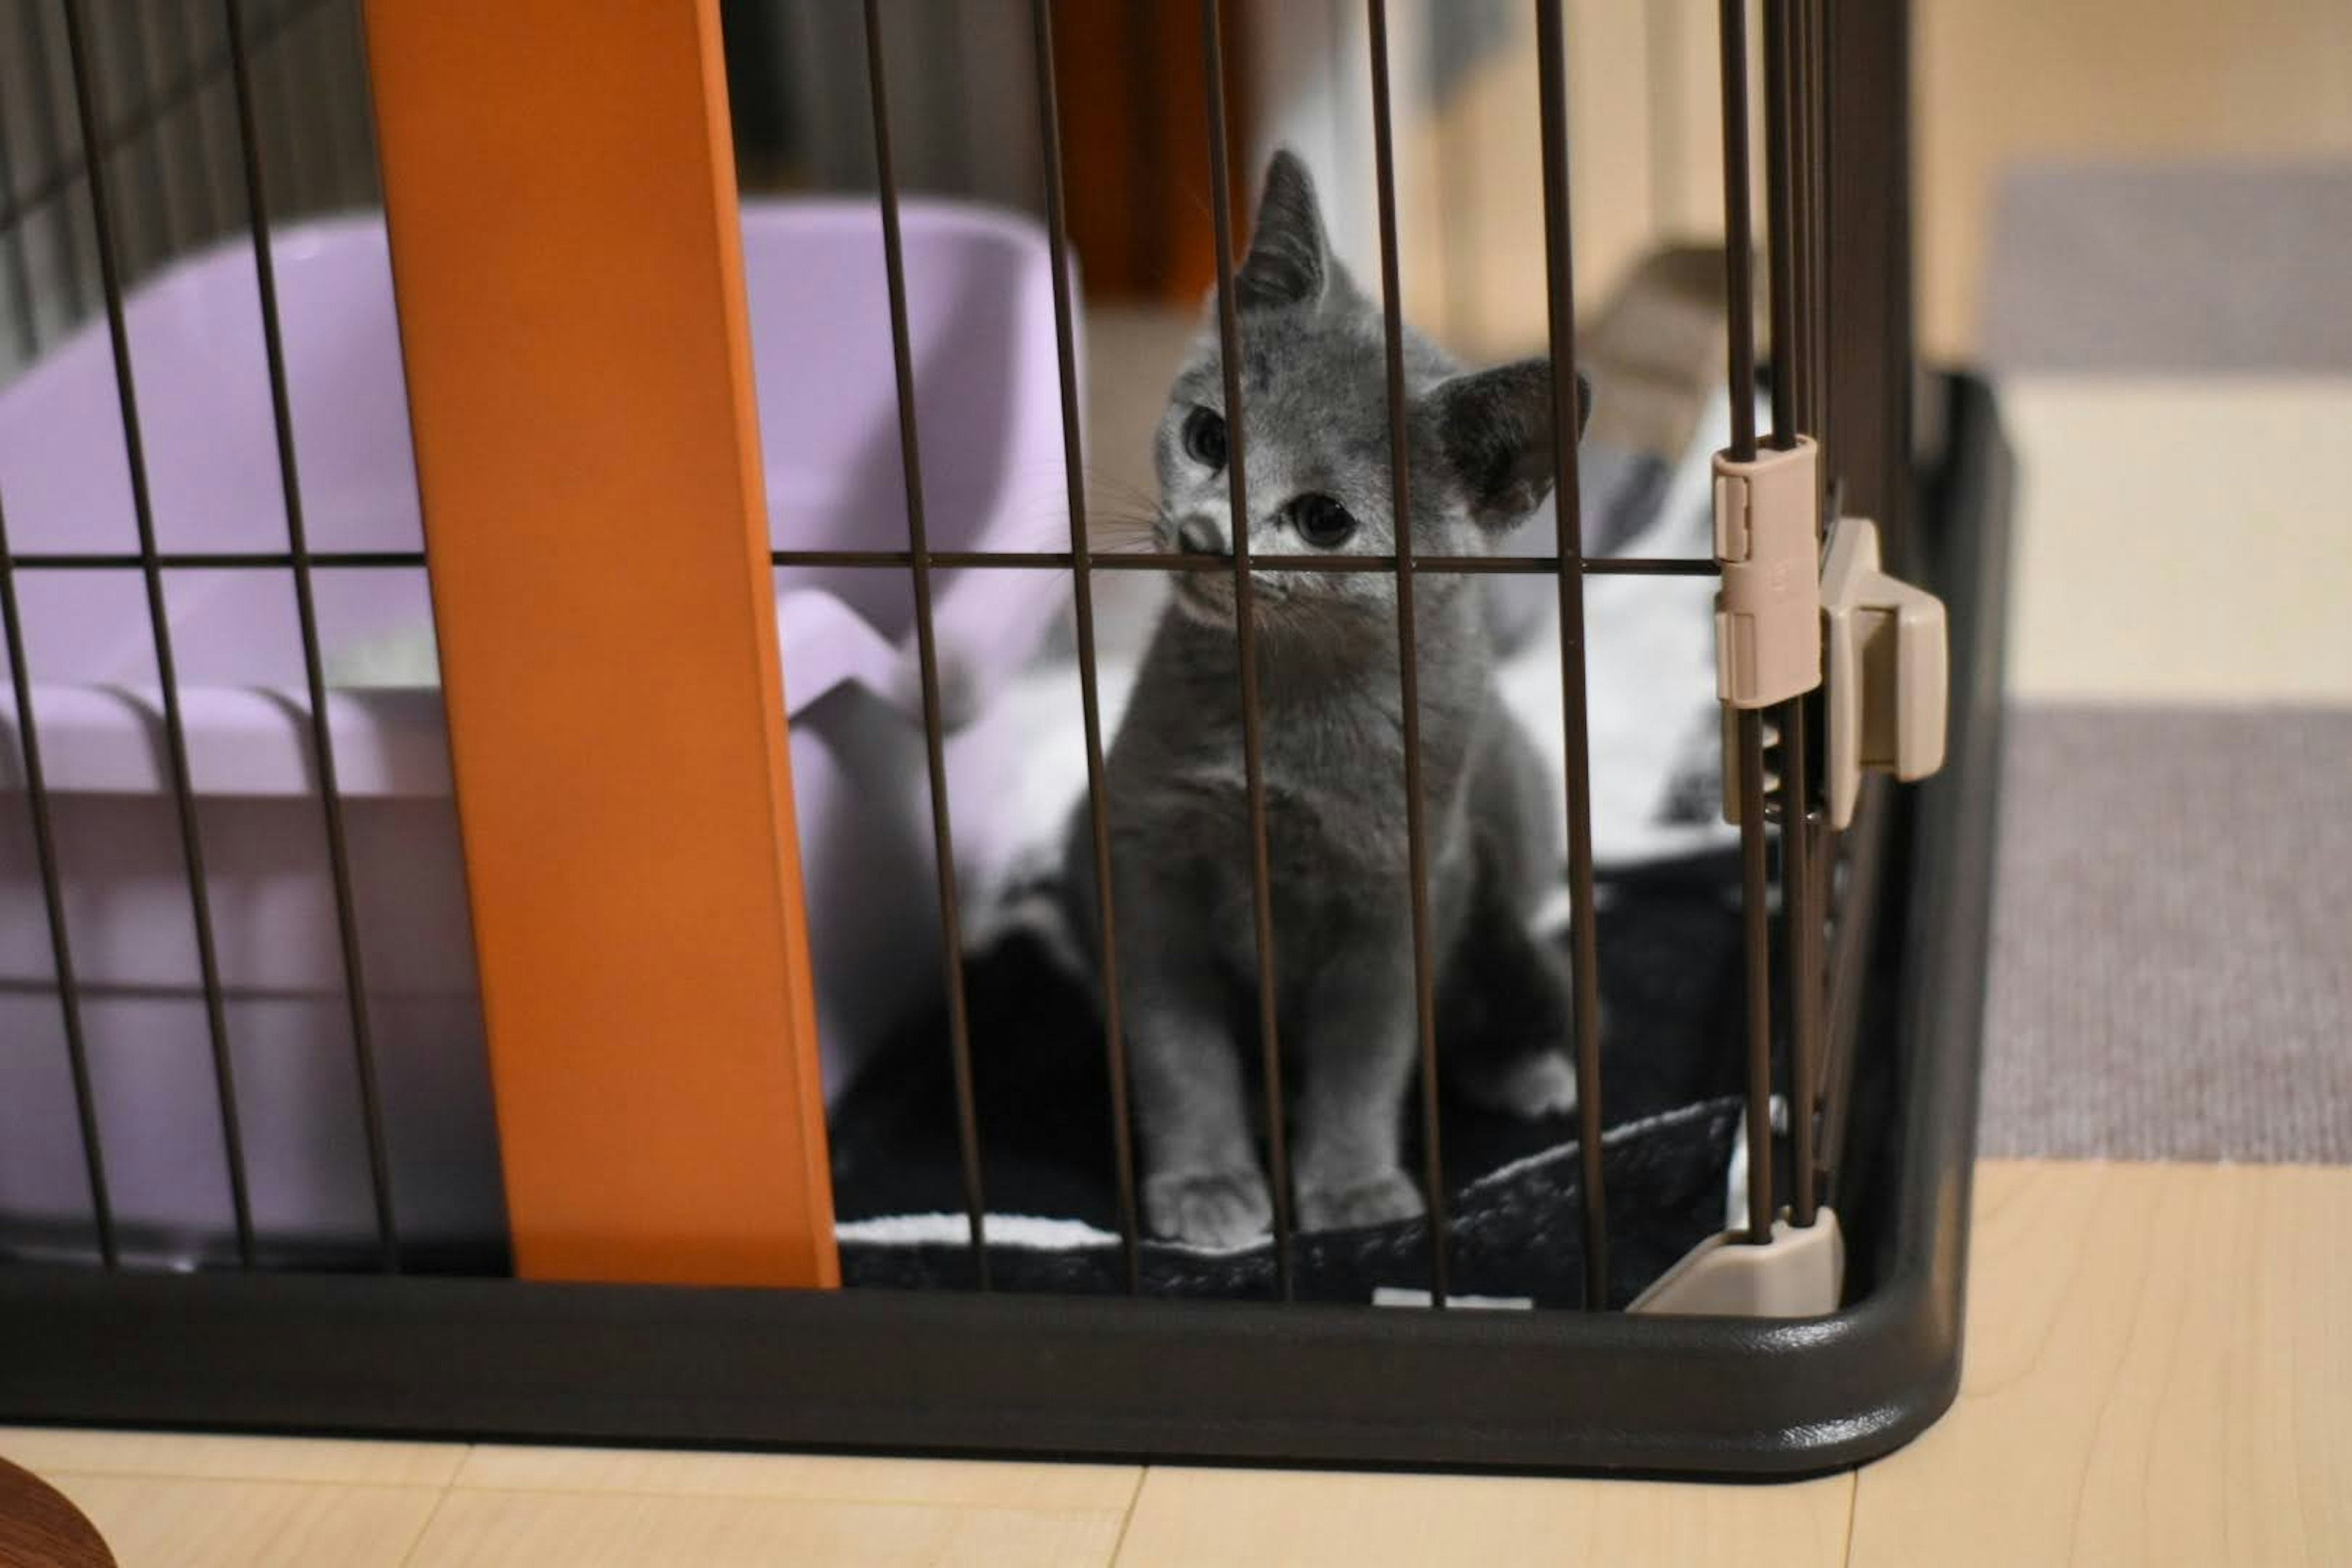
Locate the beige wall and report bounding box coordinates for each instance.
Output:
[1913,0,2352,358]
[1405,0,2352,363]
[1404,0,1757,361]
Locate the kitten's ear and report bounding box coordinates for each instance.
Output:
[1235,149,1329,312]
[1427,361,1594,526]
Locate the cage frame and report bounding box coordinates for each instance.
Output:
[0,461,2003,1478]
[0,367,2007,1474]
[0,0,2013,1476]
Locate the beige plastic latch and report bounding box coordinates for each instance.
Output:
[1718,707,1778,826]
[1820,514,1947,829]
[1628,1208,1845,1317]
[1712,438,1822,710]
[1718,503,1951,828]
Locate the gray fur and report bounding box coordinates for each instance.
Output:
[1068,150,1592,1248]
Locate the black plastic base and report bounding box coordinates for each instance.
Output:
[0,374,2011,1477]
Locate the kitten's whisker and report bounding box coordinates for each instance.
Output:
[1082,472,1166,513]
[1090,519,1164,543]
[1084,502,1173,556]
[1087,472,1161,500]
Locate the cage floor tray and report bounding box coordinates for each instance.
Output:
[829,847,1769,1306]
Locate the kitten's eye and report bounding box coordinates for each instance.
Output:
[1182,406,1227,470]
[1289,494,1357,549]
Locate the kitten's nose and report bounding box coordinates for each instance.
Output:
[1176,516,1227,556]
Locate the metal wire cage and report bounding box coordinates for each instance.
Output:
[0,0,2010,1474]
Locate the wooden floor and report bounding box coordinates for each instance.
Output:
[6,1159,2347,1566]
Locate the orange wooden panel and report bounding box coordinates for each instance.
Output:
[362,0,837,1287]
[1053,0,1252,301]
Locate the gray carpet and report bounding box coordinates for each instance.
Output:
[1981,707,2352,1163]
[1982,159,2352,373]
[1977,160,2351,1161]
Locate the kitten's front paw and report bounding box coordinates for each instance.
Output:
[1463,1050,1580,1121]
[1145,1167,1273,1249]
[1297,1169,1425,1234]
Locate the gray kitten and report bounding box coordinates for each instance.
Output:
[1070,151,1589,1249]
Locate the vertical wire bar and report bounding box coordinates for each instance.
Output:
[107,5,170,274]
[861,0,990,1289]
[321,0,370,206]
[1787,0,1811,427]
[223,0,397,1269]
[1030,0,1140,1295]
[266,2,319,218]
[296,0,349,208]
[62,0,257,1268]
[1761,0,1798,450]
[1719,0,1776,1242]
[1779,707,1817,1224]
[1199,0,1295,1300]
[1806,0,1833,450]
[176,0,227,247]
[1785,0,1817,438]
[121,4,186,262]
[1793,0,1830,544]
[1533,0,1608,1310]
[1735,707,1774,1239]
[1366,0,1449,1308]
[1716,0,1757,462]
[332,0,380,207]
[1775,0,1823,1229]
[23,0,90,322]
[0,91,40,361]
[1798,0,1836,1219]
[1796,0,1834,1213]
[1806,793,1833,1185]
[0,489,116,1267]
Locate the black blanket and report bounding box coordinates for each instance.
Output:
[827,848,1773,1307]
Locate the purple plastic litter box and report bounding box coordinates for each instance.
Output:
[0,198,1078,1270]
